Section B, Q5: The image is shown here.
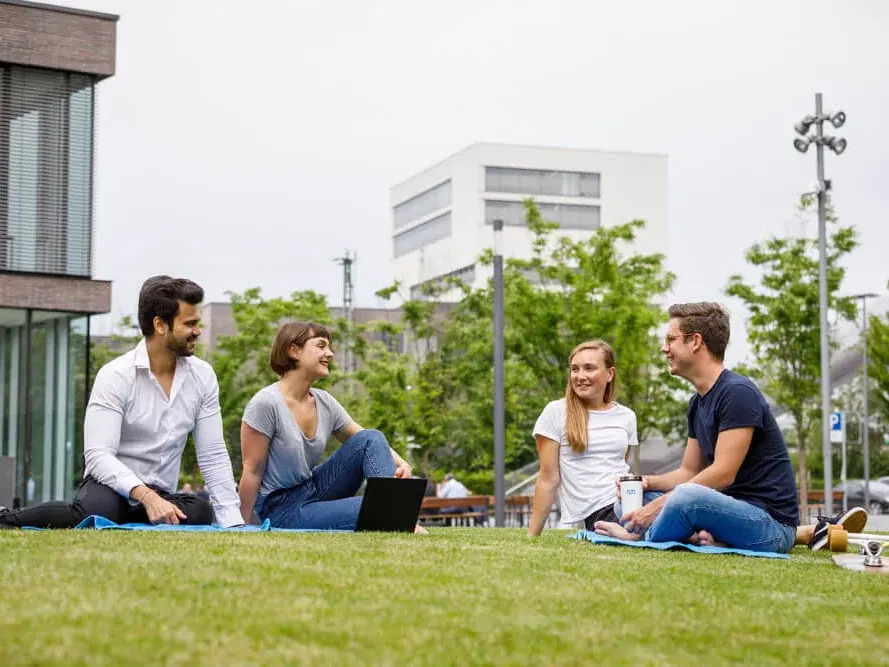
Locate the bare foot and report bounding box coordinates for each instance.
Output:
[414,523,428,535]
[593,520,642,541]
[689,530,727,547]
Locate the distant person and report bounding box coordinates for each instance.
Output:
[0,276,242,529]
[438,473,469,499]
[594,303,799,552]
[237,321,425,533]
[180,483,194,494]
[438,473,470,514]
[527,340,639,536]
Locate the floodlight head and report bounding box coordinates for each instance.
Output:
[793,137,810,153]
[827,136,847,155]
[794,115,815,136]
[830,110,846,129]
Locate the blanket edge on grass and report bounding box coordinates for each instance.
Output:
[18,515,348,532]
[571,529,789,559]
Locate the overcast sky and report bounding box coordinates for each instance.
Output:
[62,0,888,364]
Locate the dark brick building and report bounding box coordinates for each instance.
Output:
[0,0,117,506]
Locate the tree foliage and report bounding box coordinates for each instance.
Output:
[724,196,858,512]
[868,301,889,434]
[89,315,140,387]
[389,200,688,474]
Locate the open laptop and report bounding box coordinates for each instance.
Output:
[355,477,427,532]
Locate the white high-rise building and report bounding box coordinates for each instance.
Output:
[390,143,668,300]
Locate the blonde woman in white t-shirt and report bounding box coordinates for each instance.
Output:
[527,339,639,536]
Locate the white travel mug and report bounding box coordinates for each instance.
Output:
[618,474,644,515]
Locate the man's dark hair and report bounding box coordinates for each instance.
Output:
[667,301,730,361]
[137,276,204,337]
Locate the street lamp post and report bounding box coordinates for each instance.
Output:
[793,93,847,516]
[851,292,879,511]
[492,218,505,527]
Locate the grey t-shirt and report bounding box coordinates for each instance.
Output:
[242,384,352,510]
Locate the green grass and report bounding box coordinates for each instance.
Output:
[1,529,887,666]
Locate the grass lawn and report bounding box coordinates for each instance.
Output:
[1,528,887,666]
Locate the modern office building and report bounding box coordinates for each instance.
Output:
[0,1,117,506]
[199,301,455,362]
[390,143,668,300]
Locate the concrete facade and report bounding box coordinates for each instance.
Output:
[0,1,117,78]
[390,143,668,300]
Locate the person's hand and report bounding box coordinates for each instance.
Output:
[142,491,187,525]
[621,500,660,535]
[394,461,413,478]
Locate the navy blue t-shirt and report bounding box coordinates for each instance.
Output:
[688,369,799,526]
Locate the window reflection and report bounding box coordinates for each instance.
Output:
[0,66,94,276]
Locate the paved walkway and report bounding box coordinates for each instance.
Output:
[867,514,889,531]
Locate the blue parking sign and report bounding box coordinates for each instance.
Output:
[829,411,844,444]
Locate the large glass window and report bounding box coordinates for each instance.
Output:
[393,212,452,257]
[485,200,600,230]
[393,180,451,230]
[0,308,89,505]
[0,65,95,276]
[485,167,600,198]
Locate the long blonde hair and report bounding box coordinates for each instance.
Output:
[564,340,617,454]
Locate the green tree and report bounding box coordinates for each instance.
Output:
[392,200,688,474]
[868,305,889,433]
[725,196,857,515]
[89,315,140,386]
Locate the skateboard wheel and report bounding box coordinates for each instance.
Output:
[828,528,849,552]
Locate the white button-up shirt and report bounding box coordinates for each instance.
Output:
[83,339,241,526]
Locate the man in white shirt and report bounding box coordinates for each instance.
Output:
[438,474,470,501]
[0,276,242,529]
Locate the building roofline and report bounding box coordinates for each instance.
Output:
[0,0,119,21]
[390,141,668,191]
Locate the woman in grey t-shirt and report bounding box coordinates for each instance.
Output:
[238,321,417,530]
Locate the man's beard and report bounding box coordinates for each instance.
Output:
[166,332,196,357]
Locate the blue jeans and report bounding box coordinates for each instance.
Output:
[260,429,396,530]
[613,483,796,553]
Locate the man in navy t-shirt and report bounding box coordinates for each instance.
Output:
[594,302,801,553]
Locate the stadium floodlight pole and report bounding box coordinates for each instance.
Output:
[793,93,847,516]
[492,218,505,527]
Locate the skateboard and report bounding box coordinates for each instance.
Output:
[829,529,889,575]
[826,526,889,552]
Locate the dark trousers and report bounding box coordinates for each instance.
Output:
[0,477,215,528]
[583,503,619,531]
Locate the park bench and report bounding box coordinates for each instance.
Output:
[802,490,844,522]
[420,495,490,526]
[419,494,540,527]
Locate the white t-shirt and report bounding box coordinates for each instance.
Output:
[533,399,639,527]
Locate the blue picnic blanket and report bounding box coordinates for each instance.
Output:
[571,529,789,560]
[21,515,346,532]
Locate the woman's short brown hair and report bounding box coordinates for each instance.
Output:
[269,321,331,375]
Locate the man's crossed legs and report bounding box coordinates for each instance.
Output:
[0,477,215,529]
[594,482,797,553]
